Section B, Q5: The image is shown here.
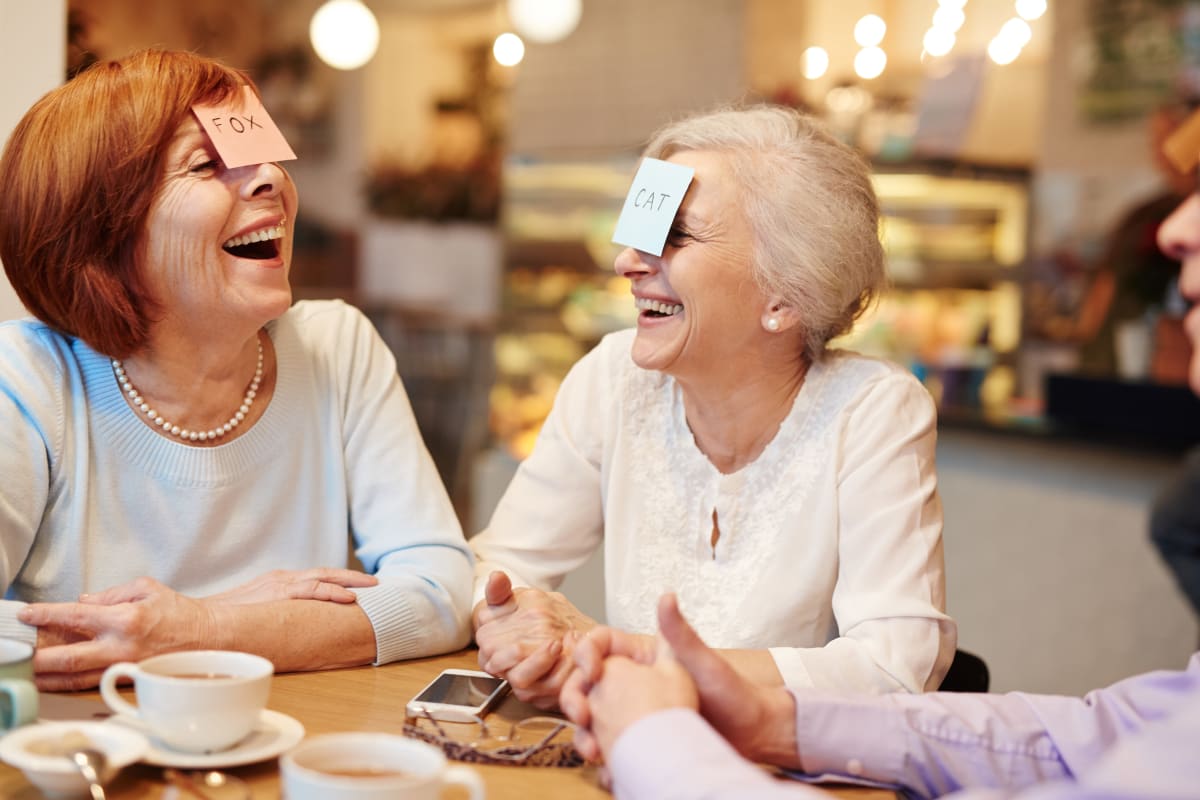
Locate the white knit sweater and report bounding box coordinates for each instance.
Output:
[0,300,473,663]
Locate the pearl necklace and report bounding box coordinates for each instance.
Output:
[111,336,264,443]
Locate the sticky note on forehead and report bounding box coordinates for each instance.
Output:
[612,158,696,256]
[191,86,297,169]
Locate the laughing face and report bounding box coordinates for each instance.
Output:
[140,117,298,332]
[614,150,772,379]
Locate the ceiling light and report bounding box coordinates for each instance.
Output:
[854,46,887,80]
[987,36,1021,65]
[310,0,379,71]
[999,17,1033,46]
[1015,0,1047,21]
[923,28,956,58]
[854,14,887,48]
[801,46,829,80]
[493,32,525,66]
[507,0,582,44]
[932,6,966,33]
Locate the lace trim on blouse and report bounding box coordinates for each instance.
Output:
[607,352,876,648]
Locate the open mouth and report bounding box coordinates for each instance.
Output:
[635,297,684,318]
[222,223,285,260]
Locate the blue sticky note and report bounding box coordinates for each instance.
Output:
[611,158,696,256]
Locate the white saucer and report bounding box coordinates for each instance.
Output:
[107,709,305,768]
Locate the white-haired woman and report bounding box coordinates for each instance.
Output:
[472,105,956,707]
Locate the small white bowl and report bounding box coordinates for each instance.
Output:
[0,720,149,798]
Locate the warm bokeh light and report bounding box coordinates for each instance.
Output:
[493,32,526,66]
[309,0,379,70]
[854,46,887,79]
[932,5,966,33]
[507,0,583,44]
[801,46,829,80]
[938,0,968,8]
[923,27,956,58]
[999,17,1033,46]
[1015,0,1047,21]
[853,14,887,48]
[825,84,874,114]
[987,35,1021,65]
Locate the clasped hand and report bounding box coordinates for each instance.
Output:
[473,571,604,708]
[17,568,376,691]
[559,593,802,769]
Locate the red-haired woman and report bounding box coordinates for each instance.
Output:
[0,50,472,690]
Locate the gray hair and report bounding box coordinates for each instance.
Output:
[643,105,886,362]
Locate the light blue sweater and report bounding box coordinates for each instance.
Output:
[0,300,473,663]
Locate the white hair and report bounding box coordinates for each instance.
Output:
[643,105,886,362]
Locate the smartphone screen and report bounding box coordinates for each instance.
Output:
[415,672,506,706]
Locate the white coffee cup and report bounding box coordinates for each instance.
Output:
[99,650,272,754]
[0,639,38,731]
[281,733,485,800]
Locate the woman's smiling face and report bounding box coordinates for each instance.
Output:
[139,116,298,331]
[614,149,769,379]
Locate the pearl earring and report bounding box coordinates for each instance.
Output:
[766,317,780,332]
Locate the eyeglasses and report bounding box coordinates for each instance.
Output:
[403,710,584,768]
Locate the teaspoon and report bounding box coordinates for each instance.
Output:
[163,768,251,800]
[70,748,108,800]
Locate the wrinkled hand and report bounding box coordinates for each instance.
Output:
[563,635,699,760]
[562,594,799,768]
[472,571,599,709]
[558,610,672,761]
[18,576,218,692]
[200,568,378,605]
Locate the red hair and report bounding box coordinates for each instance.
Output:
[0,50,255,357]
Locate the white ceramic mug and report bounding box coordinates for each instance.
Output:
[99,650,272,754]
[281,733,485,800]
[0,639,38,731]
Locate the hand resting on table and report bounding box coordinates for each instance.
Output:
[17,568,377,691]
[473,570,614,709]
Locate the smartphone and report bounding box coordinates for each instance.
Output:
[405,669,510,723]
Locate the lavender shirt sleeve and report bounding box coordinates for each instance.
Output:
[793,652,1200,800]
[607,655,1199,800]
[609,709,828,800]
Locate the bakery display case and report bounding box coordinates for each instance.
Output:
[837,166,1030,416]
[490,158,1032,456]
[490,156,638,458]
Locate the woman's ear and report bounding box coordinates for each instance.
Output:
[761,299,801,333]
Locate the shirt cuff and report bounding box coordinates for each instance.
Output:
[0,600,37,646]
[791,688,908,783]
[769,646,816,689]
[609,708,782,800]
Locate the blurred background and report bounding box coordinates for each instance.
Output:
[3,0,1199,694]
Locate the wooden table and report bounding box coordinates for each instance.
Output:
[1,650,895,799]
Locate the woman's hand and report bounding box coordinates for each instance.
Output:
[559,621,671,761]
[17,576,218,692]
[561,594,801,768]
[564,642,699,761]
[472,571,600,708]
[200,568,378,605]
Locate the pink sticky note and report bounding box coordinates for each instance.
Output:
[191,85,297,169]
